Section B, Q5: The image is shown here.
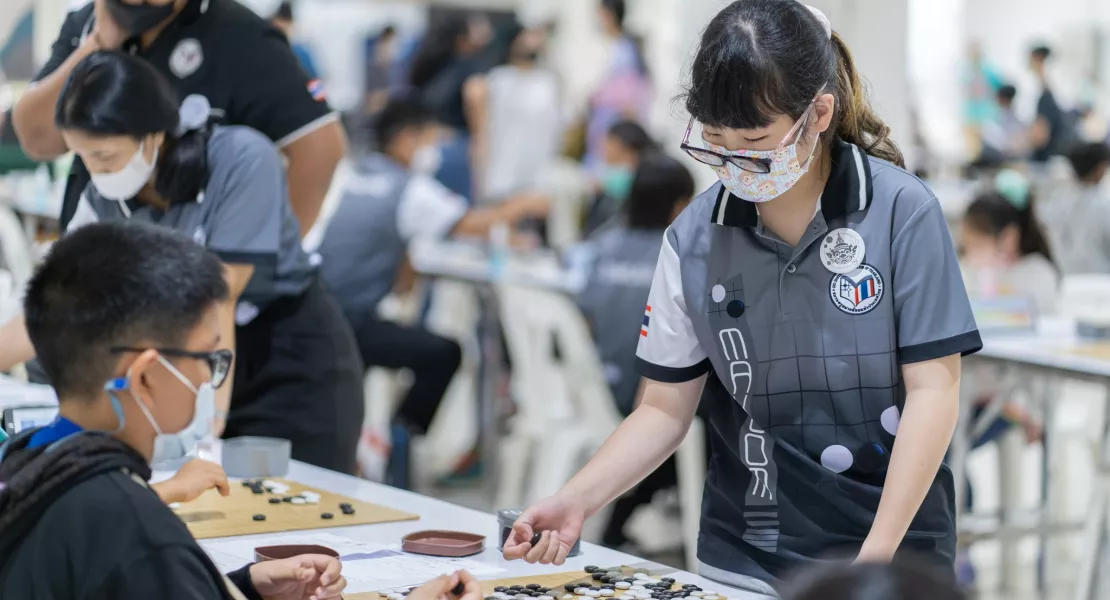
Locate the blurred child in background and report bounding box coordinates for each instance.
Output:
[576,152,700,552]
[961,169,1059,315]
[1041,142,1110,275]
[582,120,657,236]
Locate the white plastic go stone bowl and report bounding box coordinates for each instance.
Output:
[221,436,292,478]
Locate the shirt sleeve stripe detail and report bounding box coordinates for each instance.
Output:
[210,250,279,267]
[636,357,712,383]
[898,330,983,364]
[274,112,341,148]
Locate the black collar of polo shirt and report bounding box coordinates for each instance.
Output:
[709,139,875,228]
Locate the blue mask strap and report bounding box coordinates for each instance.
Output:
[104,377,129,434]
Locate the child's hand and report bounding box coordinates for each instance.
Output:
[152,458,230,504]
[408,571,482,600]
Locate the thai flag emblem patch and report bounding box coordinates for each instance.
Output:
[641,305,652,337]
[307,79,327,102]
[829,264,884,315]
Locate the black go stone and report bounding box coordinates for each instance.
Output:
[527,585,541,590]
[451,582,465,596]
[251,488,264,495]
[252,514,266,521]
[538,589,550,594]
[495,588,507,593]
[282,497,294,503]
[486,597,498,600]
[321,513,334,519]
[530,532,543,546]
[268,498,281,504]
[584,566,599,573]
[342,507,356,515]
[602,585,615,590]
[624,579,636,584]
[600,576,611,584]
[241,480,252,487]
[564,585,577,592]
[510,586,524,591]
[592,573,604,581]
[661,579,675,584]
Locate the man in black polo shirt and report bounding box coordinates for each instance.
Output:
[11,0,345,236]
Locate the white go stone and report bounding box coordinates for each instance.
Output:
[495,594,510,599]
[538,595,554,599]
[290,497,306,505]
[575,589,589,595]
[690,592,705,597]
[561,595,574,600]
[387,594,403,600]
[615,583,631,590]
[633,594,651,599]
[703,596,719,600]
[600,591,614,597]
[704,592,718,596]
[586,591,601,598]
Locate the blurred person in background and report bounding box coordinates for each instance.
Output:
[365,25,400,116]
[977,84,1029,164]
[315,96,548,482]
[1041,142,1110,274]
[963,42,1003,135]
[11,0,346,239]
[271,1,320,80]
[1028,45,1072,163]
[473,22,562,204]
[585,0,652,169]
[961,171,1058,314]
[582,120,657,236]
[780,561,965,600]
[1,51,365,474]
[956,171,1054,587]
[575,153,703,553]
[408,13,493,201]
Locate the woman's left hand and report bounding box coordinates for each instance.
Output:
[249,554,346,600]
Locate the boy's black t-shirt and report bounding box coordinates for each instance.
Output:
[0,459,259,599]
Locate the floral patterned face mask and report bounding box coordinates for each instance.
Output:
[681,85,826,203]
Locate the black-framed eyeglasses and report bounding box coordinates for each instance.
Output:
[110,347,234,389]
[679,84,827,174]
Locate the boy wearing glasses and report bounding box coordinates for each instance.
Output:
[0,222,347,599]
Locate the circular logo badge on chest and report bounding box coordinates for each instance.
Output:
[829,264,884,315]
[170,38,204,79]
[820,227,866,274]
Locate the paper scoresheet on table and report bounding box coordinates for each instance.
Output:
[200,533,505,594]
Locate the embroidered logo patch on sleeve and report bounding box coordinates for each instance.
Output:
[641,305,651,337]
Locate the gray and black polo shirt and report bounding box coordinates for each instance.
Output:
[635,140,982,583]
[68,126,315,316]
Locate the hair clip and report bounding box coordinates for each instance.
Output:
[176,94,212,136]
[805,4,833,39]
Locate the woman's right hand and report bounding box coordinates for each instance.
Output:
[408,571,482,600]
[501,493,587,565]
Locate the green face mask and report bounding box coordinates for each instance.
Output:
[600,166,635,200]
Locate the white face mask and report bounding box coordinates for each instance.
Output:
[90,140,158,205]
[411,144,443,175]
[129,357,214,466]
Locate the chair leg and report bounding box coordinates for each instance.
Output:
[497,427,533,509]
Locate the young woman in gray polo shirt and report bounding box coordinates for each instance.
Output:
[0,51,364,474]
[505,1,981,593]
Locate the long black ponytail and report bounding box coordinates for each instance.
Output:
[55,50,210,205]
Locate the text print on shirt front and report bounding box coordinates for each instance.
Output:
[718,326,781,553]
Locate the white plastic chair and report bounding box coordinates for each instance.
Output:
[0,203,33,291]
[496,282,706,556]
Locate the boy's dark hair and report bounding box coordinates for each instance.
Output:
[1068,142,1110,182]
[601,0,627,29]
[781,561,966,600]
[23,222,228,398]
[607,120,656,155]
[374,95,437,151]
[997,84,1017,103]
[965,190,1055,266]
[626,152,694,230]
[1031,45,1052,61]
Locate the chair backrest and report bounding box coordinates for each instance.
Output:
[0,204,33,290]
[497,284,624,431]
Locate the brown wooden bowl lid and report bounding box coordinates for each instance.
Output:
[254,544,340,562]
[401,530,485,557]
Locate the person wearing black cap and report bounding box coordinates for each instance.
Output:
[10,0,345,237]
